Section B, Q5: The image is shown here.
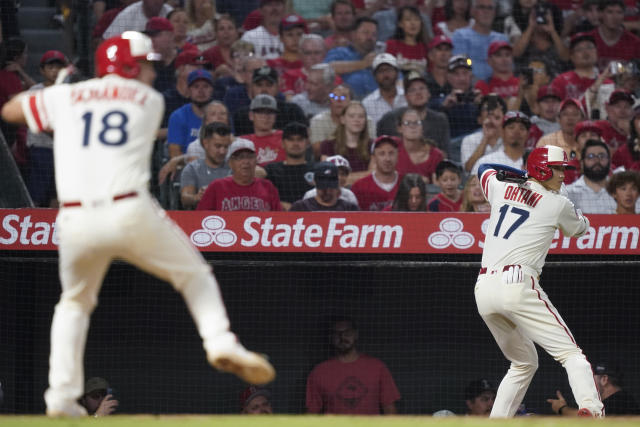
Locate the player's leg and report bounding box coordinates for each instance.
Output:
[120,196,274,384]
[45,235,111,416]
[512,277,603,416]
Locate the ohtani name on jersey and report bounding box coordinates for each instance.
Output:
[70,86,148,106]
[503,185,542,208]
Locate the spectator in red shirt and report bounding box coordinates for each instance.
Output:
[306,318,401,414]
[391,173,428,211]
[202,14,240,76]
[612,112,640,171]
[239,94,286,166]
[266,14,307,75]
[351,135,400,211]
[596,89,635,152]
[197,138,282,211]
[281,34,328,98]
[427,160,463,212]
[168,8,198,52]
[589,0,640,67]
[475,41,519,101]
[395,108,444,183]
[325,0,356,50]
[385,5,428,74]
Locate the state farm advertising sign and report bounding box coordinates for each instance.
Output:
[0,209,638,254]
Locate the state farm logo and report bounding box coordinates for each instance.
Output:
[190,215,237,247]
[428,218,474,249]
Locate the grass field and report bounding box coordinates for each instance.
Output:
[1,415,639,427]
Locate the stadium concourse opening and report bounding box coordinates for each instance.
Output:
[1,250,638,415]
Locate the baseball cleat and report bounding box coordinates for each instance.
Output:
[46,402,88,417]
[208,344,275,385]
[577,408,593,417]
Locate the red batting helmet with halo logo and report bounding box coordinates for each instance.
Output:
[95,31,162,78]
[527,145,571,182]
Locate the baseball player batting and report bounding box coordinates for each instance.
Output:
[1,32,274,417]
[475,145,603,418]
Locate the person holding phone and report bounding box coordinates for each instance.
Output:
[78,377,118,417]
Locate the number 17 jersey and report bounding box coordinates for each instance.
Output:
[21,74,164,202]
[479,168,589,275]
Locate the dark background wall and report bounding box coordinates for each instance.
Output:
[1,252,638,415]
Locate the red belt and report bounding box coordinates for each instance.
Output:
[61,191,138,208]
[479,265,519,275]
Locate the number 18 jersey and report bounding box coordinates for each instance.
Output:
[479,168,589,275]
[21,75,164,202]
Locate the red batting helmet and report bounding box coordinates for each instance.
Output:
[527,145,571,182]
[95,31,161,78]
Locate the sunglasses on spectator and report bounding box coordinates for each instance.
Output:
[584,153,609,161]
[329,93,347,101]
[402,120,422,127]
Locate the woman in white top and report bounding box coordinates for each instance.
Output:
[435,0,473,39]
[186,0,218,51]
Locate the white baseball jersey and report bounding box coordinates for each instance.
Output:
[21,75,164,202]
[479,168,589,275]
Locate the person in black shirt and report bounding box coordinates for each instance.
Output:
[290,162,359,211]
[548,361,640,416]
[265,122,315,210]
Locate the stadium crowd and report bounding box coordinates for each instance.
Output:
[1,0,640,213]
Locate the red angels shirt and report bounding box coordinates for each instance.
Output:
[527,124,544,150]
[351,173,400,211]
[595,120,628,152]
[385,39,428,73]
[281,68,342,96]
[395,144,444,183]
[306,354,401,415]
[240,130,286,166]
[266,57,303,76]
[196,176,282,211]
[612,143,640,171]
[427,192,462,212]
[588,28,640,64]
[475,75,520,99]
[550,71,596,101]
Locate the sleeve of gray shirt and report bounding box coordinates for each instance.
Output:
[180,162,198,190]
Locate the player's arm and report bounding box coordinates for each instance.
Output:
[557,199,590,238]
[477,163,527,183]
[1,93,27,125]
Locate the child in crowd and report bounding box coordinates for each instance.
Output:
[427,160,463,212]
[385,6,428,74]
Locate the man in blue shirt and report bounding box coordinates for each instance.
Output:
[324,17,378,100]
[451,0,508,81]
[167,69,214,158]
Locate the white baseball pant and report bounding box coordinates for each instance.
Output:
[44,191,233,411]
[474,265,603,417]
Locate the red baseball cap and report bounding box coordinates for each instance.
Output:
[144,17,174,34]
[40,50,68,66]
[280,14,308,33]
[371,135,399,154]
[559,98,585,115]
[488,40,512,56]
[574,120,602,137]
[569,32,595,49]
[537,85,561,101]
[607,89,634,105]
[502,111,531,129]
[174,49,210,69]
[239,386,271,410]
[428,35,453,51]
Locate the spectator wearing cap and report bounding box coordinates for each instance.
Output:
[185,0,217,52]
[432,54,482,139]
[179,122,232,209]
[241,0,285,60]
[529,84,561,140]
[378,71,451,158]
[548,362,640,415]
[427,160,463,211]
[607,170,640,214]
[290,64,334,118]
[612,112,640,171]
[425,35,453,100]
[566,139,617,214]
[103,0,173,39]
[595,89,635,152]
[575,120,603,150]
[281,34,335,98]
[320,101,374,184]
[351,135,400,211]
[324,17,378,99]
[550,32,614,115]
[460,94,507,173]
[395,108,444,182]
[324,0,356,50]
[237,94,286,166]
[362,53,407,124]
[221,55,267,115]
[167,69,214,158]
[451,0,508,81]
[384,6,428,74]
[145,17,179,94]
[471,111,529,175]
[232,66,308,136]
[465,378,496,416]
[201,14,240,76]
[167,8,198,53]
[588,0,640,66]
[434,0,473,39]
[373,0,433,44]
[197,138,282,210]
[290,161,359,211]
[475,41,520,100]
[303,154,359,206]
[264,122,315,209]
[78,377,118,417]
[24,50,68,207]
[306,318,401,414]
[266,14,307,75]
[240,386,273,414]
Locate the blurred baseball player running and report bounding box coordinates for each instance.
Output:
[1,32,274,417]
[475,145,603,418]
